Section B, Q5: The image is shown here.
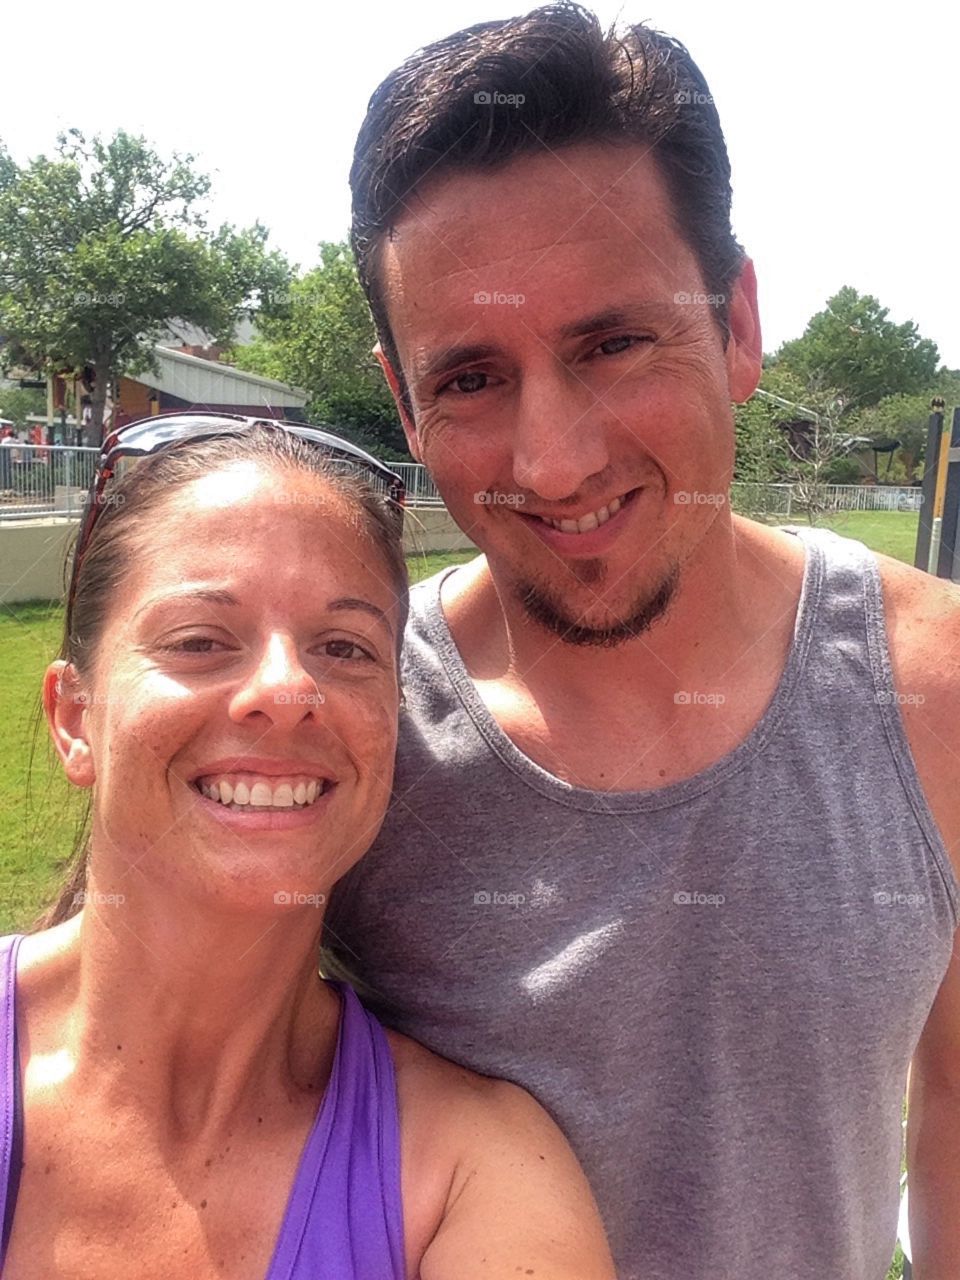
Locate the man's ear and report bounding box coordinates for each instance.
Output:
[373,342,422,463]
[724,257,764,405]
[43,660,96,789]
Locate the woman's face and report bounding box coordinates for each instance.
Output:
[51,460,403,915]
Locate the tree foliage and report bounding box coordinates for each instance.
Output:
[773,286,940,414]
[232,241,408,459]
[0,129,292,442]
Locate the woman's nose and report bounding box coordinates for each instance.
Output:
[228,633,324,727]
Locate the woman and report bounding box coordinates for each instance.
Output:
[0,415,616,1280]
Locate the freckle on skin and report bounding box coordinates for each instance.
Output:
[200,1199,207,1209]
[205,1158,212,1167]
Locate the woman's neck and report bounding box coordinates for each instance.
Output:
[17,883,340,1144]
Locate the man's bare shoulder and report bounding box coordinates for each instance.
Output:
[874,551,960,690]
[385,1024,520,1116]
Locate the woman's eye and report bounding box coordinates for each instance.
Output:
[594,334,653,357]
[160,636,228,654]
[322,639,374,661]
[440,371,489,395]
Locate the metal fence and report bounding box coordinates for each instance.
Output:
[0,445,923,521]
[730,482,924,517]
[0,444,100,519]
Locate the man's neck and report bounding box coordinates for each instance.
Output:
[443,516,807,708]
[438,517,808,791]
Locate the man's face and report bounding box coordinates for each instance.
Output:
[379,143,762,643]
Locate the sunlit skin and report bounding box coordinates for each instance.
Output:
[7,461,616,1280]
[380,145,756,640]
[375,142,814,785]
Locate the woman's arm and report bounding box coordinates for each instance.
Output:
[419,1078,617,1280]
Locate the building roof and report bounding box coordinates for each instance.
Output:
[133,346,308,408]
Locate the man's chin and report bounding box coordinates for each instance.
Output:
[513,562,680,649]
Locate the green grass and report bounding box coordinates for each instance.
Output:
[794,509,919,565]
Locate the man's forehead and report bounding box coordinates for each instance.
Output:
[386,142,674,251]
[377,142,689,298]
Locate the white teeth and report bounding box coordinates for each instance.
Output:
[197,773,328,811]
[542,493,629,535]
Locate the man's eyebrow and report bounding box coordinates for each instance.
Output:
[418,342,503,380]
[557,303,678,341]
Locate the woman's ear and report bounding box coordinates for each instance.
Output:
[44,660,96,788]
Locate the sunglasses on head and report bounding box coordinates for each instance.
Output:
[68,411,406,622]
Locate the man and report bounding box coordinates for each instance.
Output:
[324,7,960,1277]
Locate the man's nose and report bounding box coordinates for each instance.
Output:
[511,368,610,501]
[229,633,324,728]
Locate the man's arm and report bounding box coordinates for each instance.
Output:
[419,1077,617,1280]
[908,933,960,1279]
[880,553,960,1278]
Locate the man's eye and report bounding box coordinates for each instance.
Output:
[594,335,652,356]
[322,639,374,661]
[440,371,488,395]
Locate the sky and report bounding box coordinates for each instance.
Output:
[3,0,958,366]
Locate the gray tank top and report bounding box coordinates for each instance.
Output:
[324,526,959,1280]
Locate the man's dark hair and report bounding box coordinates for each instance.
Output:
[349,2,745,413]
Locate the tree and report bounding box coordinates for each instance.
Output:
[232,241,408,459]
[774,287,940,415]
[0,384,45,428]
[0,129,292,443]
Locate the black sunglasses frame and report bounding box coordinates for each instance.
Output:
[67,411,406,625]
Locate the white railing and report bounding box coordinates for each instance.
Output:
[730,482,923,517]
[0,446,923,521]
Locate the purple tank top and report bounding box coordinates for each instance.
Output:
[0,934,406,1279]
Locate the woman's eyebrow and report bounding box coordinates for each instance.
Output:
[133,587,239,620]
[327,597,395,637]
[133,590,394,637]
